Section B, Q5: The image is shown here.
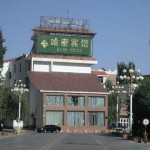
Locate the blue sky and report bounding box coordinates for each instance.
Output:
[0,0,150,74]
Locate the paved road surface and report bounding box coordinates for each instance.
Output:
[0,131,150,150]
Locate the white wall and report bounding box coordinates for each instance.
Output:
[5,58,28,87]
[31,57,97,74]
[52,62,91,73]
[29,83,43,128]
[32,60,91,73]
[33,64,50,72]
[103,77,107,84]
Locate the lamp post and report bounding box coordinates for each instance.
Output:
[0,68,2,84]
[119,69,144,135]
[110,81,126,123]
[11,79,28,133]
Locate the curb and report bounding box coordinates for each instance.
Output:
[0,130,25,138]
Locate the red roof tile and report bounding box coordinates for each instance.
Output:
[28,71,108,93]
[91,70,107,76]
[32,27,96,36]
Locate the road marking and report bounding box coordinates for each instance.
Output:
[40,134,66,150]
[90,134,102,145]
[90,134,109,150]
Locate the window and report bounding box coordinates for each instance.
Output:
[25,77,29,88]
[67,111,84,126]
[88,112,104,126]
[14,79,16,85]
[25,60,31,71]
[98,76,103,84]
[14,65,16,73]
[19,63,22,72]
[67,96,84,106]
[46,111,64,125]
[46,96,64,106]
[9,72,11,79]
[88,97,105,107]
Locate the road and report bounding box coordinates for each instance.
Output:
[0,131,150,150]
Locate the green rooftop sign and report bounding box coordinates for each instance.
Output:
[35,35,92,56]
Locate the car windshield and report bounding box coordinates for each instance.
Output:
[44,125,49,128]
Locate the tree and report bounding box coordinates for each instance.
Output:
[117,62,126,82]
[104,79,117,124]
[0,28,7,68]
[0,88,18,120]
[108,93,117,125]
[0,28,7,120]
[117,61,137,116]
[0,28,28,123]
[104,79,113,91]
[0,88,29,121]
[20,96,29,121]
[133,76,150,130]
[117,61,135,83]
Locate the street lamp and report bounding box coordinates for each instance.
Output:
[110,81,126,123]
[0,68,2,83]
[11,79,28,132]
[119,69,144,135]
[0,68,2,82]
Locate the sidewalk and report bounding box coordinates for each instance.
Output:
[0,129,15,138]
[0,128,25,138]
[113,131,150,143]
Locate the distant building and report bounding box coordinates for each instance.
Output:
[92,69,117,85]
[92,69,129,125]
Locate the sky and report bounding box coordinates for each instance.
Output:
[0,0,150,75]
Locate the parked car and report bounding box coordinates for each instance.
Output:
[0,123,3,131]
[108,123,123,131]
[37,125,61,133]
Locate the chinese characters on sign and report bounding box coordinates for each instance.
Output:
[37,35,91,56]
[40,16,89,30]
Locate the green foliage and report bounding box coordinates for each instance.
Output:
[108,93,117,125]
[117,61,138,117]
[133,77,150,121]
[0,29,7,68]
[104,79,117,124]
[0,28,28,123]
[132,76,150,135]
[117,62,126,79]
[21,96,29,121]
[104,79,113,91]
[0,86,29,121]
[0,86,16,120]
[117,61,135,83]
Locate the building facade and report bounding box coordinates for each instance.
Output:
[92,69,129,126]
[4,16,109,132]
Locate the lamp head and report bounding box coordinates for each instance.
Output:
[123,69,126,73]
[129,69,134,74]
[139,76,144,80]
[131,75,135,79]
[119,76,124,80]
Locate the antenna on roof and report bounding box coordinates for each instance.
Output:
[67,10,69,18]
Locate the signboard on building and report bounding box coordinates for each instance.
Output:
[35,35,92,56]
[40,16,89,30]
